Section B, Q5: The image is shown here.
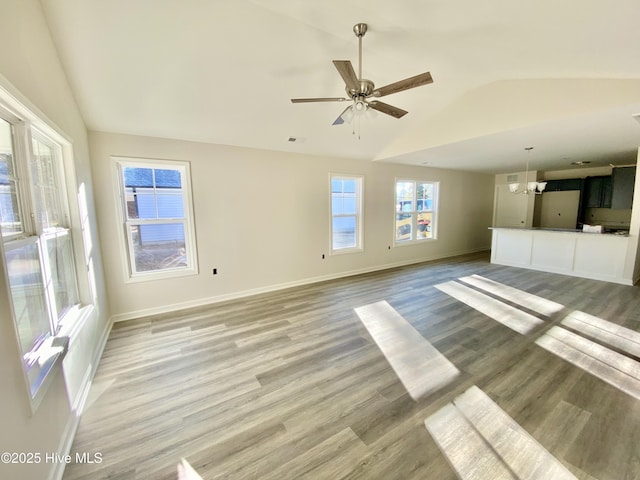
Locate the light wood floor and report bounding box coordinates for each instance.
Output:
[63,252,640,480]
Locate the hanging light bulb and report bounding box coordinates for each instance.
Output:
[353,99,367,115]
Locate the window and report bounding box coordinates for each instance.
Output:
[115,157,198,280]
[395,179,438,243]
[0,108,82,404]
[331,175,363,253]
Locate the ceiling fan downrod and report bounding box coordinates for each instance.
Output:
[353,23,367,81]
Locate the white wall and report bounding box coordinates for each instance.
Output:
[0,2,110,479]
[493,170,538,227]
[89,131,495,320]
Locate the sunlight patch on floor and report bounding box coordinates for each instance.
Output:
[435,281,544,335]
[561,310,640,358]
[354,300,460,401]
[535,326,640,400]
[459,275,564,317]
[425,385,576,480]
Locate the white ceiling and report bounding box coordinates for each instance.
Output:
[40,0,640,174]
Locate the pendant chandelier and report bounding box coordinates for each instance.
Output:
[509,147,547,194]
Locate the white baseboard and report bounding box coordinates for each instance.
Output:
[111,247,490,323]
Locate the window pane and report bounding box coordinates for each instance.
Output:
[417,212,433,239]
[331,195,343,215]
[5,242,50,355]
[134,189,158,219]
[123,166,153,188]
[342,195,356,214]
[332,216,356,249]
[157,192,185,219]
[131,223,187,272]
[395,213,413,242]
[0,118,22,236]
[31,138,63,230]
[331,178,343,194]
[396,181,413,212]
[343,179,356,193]
[123,167,185,220]
[417,183,433,211]
[154,168,182,189]
[46,232,80,322]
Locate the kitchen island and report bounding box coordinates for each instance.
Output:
[490,227,637,285]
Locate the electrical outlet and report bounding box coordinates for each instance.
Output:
[213,268,217,275]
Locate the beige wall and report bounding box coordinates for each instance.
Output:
[89,131,495,320]
[0,1,110,479]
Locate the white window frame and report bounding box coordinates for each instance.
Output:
[394,178,438,246]
[0,87,92,413]
[113,156,198,282]
[330,173,363,255]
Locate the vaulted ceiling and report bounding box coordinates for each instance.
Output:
[40,0,640,173]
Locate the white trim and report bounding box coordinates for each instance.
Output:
[112,156,199,282]
[110,247,490,323]
[330,173,364,255]
[393,178,439,246]
[0,77,91,414]
[48,315,113,480]
[0,74,73,145]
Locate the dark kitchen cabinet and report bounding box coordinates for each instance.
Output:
[610,167,636,210]
[544,178,582,192]
[585,176,612,208]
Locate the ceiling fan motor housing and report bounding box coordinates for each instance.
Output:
[347,79,374,99]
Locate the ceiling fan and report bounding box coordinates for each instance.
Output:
[291,23,433,126]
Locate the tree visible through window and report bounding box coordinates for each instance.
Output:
[331,175,363,252]
[115,158,197,280]
[395,179,438,243]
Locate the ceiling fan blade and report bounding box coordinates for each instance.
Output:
[332,105,353,125]
[291,97,350,103]
[333,60,360,92]
[373,72,433,98]
[368,101,408,119]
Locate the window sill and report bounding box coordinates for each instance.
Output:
[393,237,437,247]
[57,303,95,342]
[125,266,199,284]
[26,335,69,415]
[331,247,364,256]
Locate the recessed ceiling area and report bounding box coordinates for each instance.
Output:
[39,0,640,173]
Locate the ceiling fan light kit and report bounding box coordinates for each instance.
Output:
[291,23,433,136]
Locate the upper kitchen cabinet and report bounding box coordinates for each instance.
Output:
[585,176,613,208]
[610,167,636,209]
[544,178,583,191]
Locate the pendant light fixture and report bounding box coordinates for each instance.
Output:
[509,147,547,194]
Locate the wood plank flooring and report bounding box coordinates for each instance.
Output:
[63,252,640,480]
